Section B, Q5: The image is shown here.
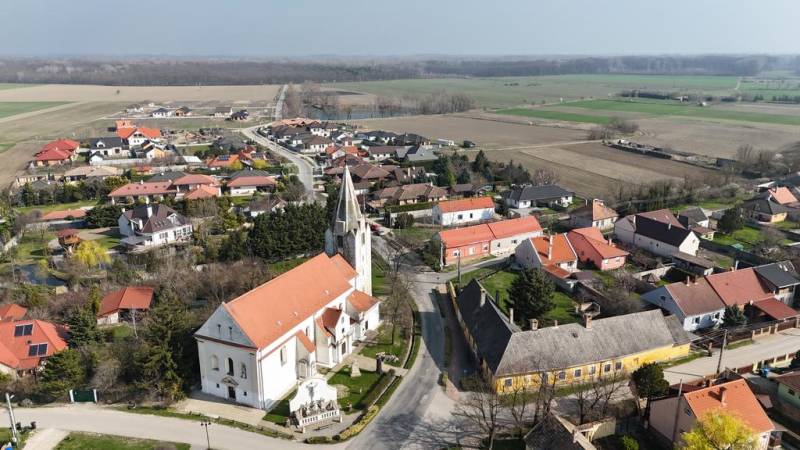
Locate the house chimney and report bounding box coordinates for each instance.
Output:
[685,276,691,286]
[530,318,538,330]
[584,313,593,329]
[719,386,728,406]
[146,204,153,218]
[509,307,514,325]
[548,235,554,260]
[553,320,559,328]
[480,289,486,307]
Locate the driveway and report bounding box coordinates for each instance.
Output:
[664,327,800,384]
[13,404,341,450]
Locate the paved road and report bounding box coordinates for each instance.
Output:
[241,126,317,201]
[13,405,341,450]
[664,327,800,384]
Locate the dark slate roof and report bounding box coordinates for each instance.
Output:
[755,261,800,288]
[634,215,694,247]
[494,309,694,377]
[678,207,708,224]
[149,171,187,182]
[742,197,788,215]
[230,169,273,180]
[505,185,573,202]
[456,280,519,373]
[451,183,476,194]
[524,413,596,450]
[89,137,124,149]
[122,204,188,234]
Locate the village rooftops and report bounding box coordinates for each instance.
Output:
[663,277,726,317]
[184,185,219,200]
[0,319,68,370]
[571,199,618,221]
[754,261,800,288]
[0,304,27,322]
[172,174,219,187]
[41,209,87,221]
[122,204,188,234]
[98,286,154,318]
[682,379,773,434]
[768,186,798,205]
[436,196,495,213]
[109,181,176,198]
[227,170,277,187]
[63,165,122,178]
[705,267,773,307]
[505,185,574,203]
[531,234,577,265]
[89,137,124,149]
[742,197,789,215]
[629,214,694,246]
[567,227,628,259]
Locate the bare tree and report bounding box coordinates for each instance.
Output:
[532,168,559,186]
[505,386,535,441]
[572,371,628,424]
[453,378,505,449]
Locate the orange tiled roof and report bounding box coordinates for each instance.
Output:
[438,224,496,248]
[41,139,80,152]
[486,216,542,239]
[436,196,494,213]
[41,209,87,221]
[295,331,315,352]
[683,379,773,434]
[0,319,68,370]
[769,187,798,205]
[0,304,27,322]
[568,227,628,259]
[348,290,378,312]
[226,175,276,188]
[173,174,218,186]
[532,234,577,265]
[35,147,74,162]
[223,253,358,349]
[206,154,240,168]
[98,286,154,317]
[108,181,175,197]
[573,199,618,221]
[116,127,137,140]
[706,268,772,307]
[184,185,219,200]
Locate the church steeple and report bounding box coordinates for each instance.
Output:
[325,166,372,295]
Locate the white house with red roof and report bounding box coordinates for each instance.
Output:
[432,196,495,227]
[226,170,277,197]
[97,286,154,325]
[194,167,379,409]
[515,234,579,279]
[117,125,162,147]
[32,139,81,167]
[0,319,68,377]
[434,216,543,266]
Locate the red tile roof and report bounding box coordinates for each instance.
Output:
[532,234,577,265]
[108,181,175,197]
[0,304,27,322]
[56,228,80,239]
[35,141,77,162]
[0,320,68,370]
[116,127,137,140]
[769,187,798,205]
[706,268,772,307]
[567,227,629,259]
[320,308,343,336]
[183,185,219,200]
[173,174,218,186]
[98,286,154,317]
[347,290,379,312]
[438,224,496,248]
[223,253,358,349]
[572,199,618,221]
[206,154,240,168]
[41,209,87,221]
[436,196,495,213]
[226,175,277,188]
[295,331,315,352]
[683,379,773,434]
[42,139,80,152]
[638,209,684,228]
[751,297,799,320]
[664,278,726,317]
[486,216,542,239]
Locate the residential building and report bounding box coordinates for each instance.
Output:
[767,186,798,205]
[214,107,233,118]
[671,251,715,277]
[776,371,800,409]
[175,106,192,117]
[41,208,87,223]
[87,137,125,157]
[63,165,122,183]
[567,227,628,271]
[97,286,154,325]
[649,379,773,450]
[151,108,173,118]
[642,277,727,331]
[677,207,716,240]
[116,126,162,147]
[366,146,400,161]
[118,204,192,249]
[435,216,543,266]
[515,234,578,279]
[432,197,495,227]
[741,196,788,223]
[206,154,241,170]
[108,181,176,204]
[195,168,378,409]
[243,196,286,218]
[373,183,448,206]
[0,304,27,322]
[524,414,597,450]
[33,139,80,167]
[172,174,221,197]
[226,170,277,197]
[570,199,618,231]
[754,261,800,305]
[0,319,68,377]
[301,135,332,154]
[454,280,694,393]
[503,185,574,209]
[399,145,438,163]
[615,211,700,257]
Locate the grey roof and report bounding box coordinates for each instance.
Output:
[230,169,273,180]
[524,413,596,450]
[755,261,800,288]
[367,146,400,156]
[451,183,476,194]
[152,107,170,114]
[403,146,438,162]
[89,137,124,149]
[672,251,715,269]
[149,171,187,182]
[332,166,362,235]
[678,207,708,224]
[742,197,788,215]
[493,309,694,376]
[506,185,573,202]
[456,280,520,373]
[633,215,694,247]
[122,204,188,234]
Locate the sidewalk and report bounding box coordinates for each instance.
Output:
[21,428,68,450]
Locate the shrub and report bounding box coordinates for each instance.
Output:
[620,435,639,450]
[360,370,396,407]
[336,405,380,440]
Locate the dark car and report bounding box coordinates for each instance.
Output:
[462,140,476,148]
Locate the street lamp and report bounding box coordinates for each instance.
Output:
[200,419,211,450]
[5,393,17,445]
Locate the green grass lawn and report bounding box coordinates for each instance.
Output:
[0,101,69,119]
[459,266,578,325]
[493,108,614,124]
[392,226,439,248]
[55,432,189,450]
[361,323,407,360]
[94,235,121,251]
[372,253,390,297]
[263,393,292,425]
[12,231,55,263]
[16,199,99,215]
[713,225,766,249]
[328,367,382,411]
[552,99,800,126]
[268,256,309,275]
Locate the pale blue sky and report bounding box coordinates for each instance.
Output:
[1,0,798,56]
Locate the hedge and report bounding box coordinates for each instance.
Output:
[360,369,396,408]
[336,405,380,441]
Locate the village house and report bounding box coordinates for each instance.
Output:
[40,208,87,224]
[0,318,68,377]
[108,181,176,204]
[649,379,774,450]
[766,186,799,206]
[116,125,162,147]
[366,146,400,161]
[397,145,438,163]
[171,174,221,198]
[776,371,800,410]
[373,183,448,207]
[226,170,277,197]
[151,108,173,118]
[0,304,28,322]
[97,286,154,325]
[194,168,379,409]
[677,207,716,240]
[454,281,694,393]
[175,106,192,117]
[435,216,543,266]
[570,199,618,231]
[741,196,789,223]
[206,154,241,170]
[567,227,628,271]
[325,145,360,162]
[301,135,332,154]
[432,197,495,227]
[503,185,574,209]
[515,233,579,279]
[242,196,286,218]
[615,210,700,257]
[87,137,126,157]
[214,106,233,118]
[118,204,192,249]
[63,165,123,183]
[32,139,81,167]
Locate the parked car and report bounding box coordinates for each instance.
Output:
[462,140,476,148]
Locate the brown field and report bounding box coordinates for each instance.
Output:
[355,115,585,147]
[0,84,282,102]
[636,117,799,158]
[0,142,45,186]
[0,102,124,143]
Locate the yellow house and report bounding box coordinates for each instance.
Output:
[454,280,695,394]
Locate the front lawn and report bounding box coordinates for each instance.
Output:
[16,199,99,215]
[55,432,189,450]
[361,323,407,360]
[372,252,390,297]
[263,393,292,425]
[392,226,439,248]
[328,367,382,411]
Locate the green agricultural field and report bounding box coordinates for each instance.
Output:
[0,101,69,119]
[0,83,34,91]
[492,108,614,124]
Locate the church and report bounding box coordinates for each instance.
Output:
[194,167,380,410]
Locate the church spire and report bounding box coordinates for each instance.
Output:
[333,165,361,235]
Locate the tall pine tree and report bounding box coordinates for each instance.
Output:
[508,269,555,325]
[67,285,103,348]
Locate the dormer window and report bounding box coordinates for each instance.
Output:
[28,343,47,357]
[14,324,33,337]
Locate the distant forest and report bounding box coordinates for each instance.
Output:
[0,55,797,85]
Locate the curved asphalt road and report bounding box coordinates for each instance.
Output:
[241,126,317,202]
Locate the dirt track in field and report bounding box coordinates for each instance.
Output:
[0,84,282,102]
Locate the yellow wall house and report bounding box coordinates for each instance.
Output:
[454,280,695,393]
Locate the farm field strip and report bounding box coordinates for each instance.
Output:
[0,84,282,102]
[0,101,70,119]
[491,108,613,124]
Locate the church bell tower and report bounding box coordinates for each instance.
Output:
[325,166,372,295]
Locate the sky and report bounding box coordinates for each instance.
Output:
[1,0,798,57]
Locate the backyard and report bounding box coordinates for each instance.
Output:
[712,225,791,250]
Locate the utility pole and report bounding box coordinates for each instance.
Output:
[200,419,211,449]
[456,252,462,289]
[716,329,728,375]
[131,308,137,339]
[5,393,18,445]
